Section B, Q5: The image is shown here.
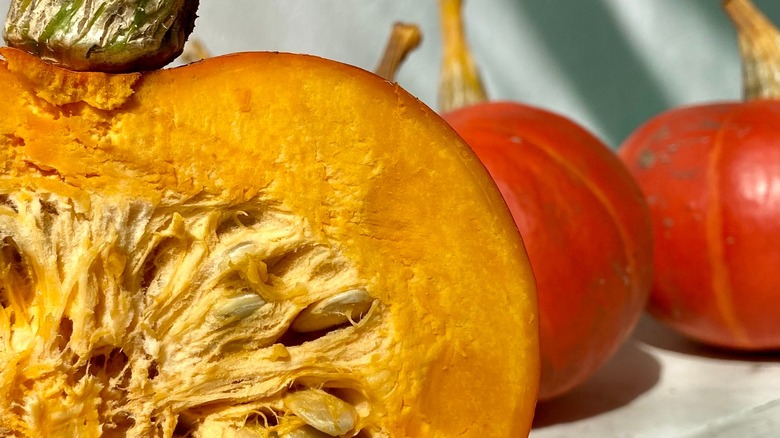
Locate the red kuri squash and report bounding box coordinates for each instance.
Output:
[619,0,780,350]
[436,0,653,400]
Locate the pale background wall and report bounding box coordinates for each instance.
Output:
[3,0,780,149]
[4,3,780,436]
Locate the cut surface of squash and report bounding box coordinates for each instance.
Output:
[0,47,538,437]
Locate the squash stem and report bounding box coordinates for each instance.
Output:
[2,0,199,72]
[723,0,780,100]
[437,0,488,113]
[178,38,213,64]
[374,22,423,82]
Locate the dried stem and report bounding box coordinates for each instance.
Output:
[178,38,213,64]
[437,0,488,113]
[374,22,423,82]
[2,0,199,72]
[723,0,780,100]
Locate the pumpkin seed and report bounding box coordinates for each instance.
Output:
[283,389,358,436]
[291,288,374,333]
[235,428,264,438]
[214,292,266,320]
[279,425,333,438]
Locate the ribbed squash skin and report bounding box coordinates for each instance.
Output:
[445,102,652,401]
[619,101,780,350]
[0,48,539,437]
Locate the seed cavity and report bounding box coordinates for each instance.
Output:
[57,317,74,351]
[0,237,33,323]
[291,288,375,333]
[0,193,18,213]
[0,192,388,436]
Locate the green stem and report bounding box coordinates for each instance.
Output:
[3,0,199,73]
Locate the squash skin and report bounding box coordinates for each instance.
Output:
[444,102,653,400]
[619,101,780,350]
[0,48,539,437]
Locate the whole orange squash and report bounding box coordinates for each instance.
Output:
[618,0,780,350]
[444,103,652,400]
[0,46,539,437]
[436,0,652,400]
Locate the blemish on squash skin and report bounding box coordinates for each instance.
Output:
[671,170,698,180]
[699,119,723,131]
[649,125,671,143]
[637,149,656,169]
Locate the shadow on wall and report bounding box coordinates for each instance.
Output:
[506,0,780,149]
[512,0,670,149]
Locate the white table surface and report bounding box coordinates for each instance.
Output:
[531,315,780,438]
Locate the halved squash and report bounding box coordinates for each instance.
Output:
[0,47,538,437]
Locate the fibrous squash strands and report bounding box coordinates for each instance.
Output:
[0,47,539,437]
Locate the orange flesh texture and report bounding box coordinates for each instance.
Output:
[445,102,652,400]
[619,101,780,350]
[0,48,539,436]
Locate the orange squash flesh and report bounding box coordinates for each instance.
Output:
[0,47,539,437]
